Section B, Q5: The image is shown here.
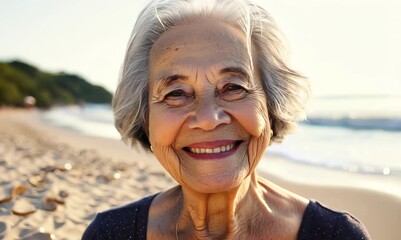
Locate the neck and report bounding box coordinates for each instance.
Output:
[176,172,271,239]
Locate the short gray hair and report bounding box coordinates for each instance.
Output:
[113,0,310,150]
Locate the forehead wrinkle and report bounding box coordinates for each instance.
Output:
[151,41,217,61]
[208,68,217,85]
[150,19,254,91]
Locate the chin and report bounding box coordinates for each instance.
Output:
[182,169,249,194]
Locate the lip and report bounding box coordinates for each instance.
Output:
[186,140,237,148]
[183,140,242,160]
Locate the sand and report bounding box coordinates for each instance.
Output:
[0,108,400,239]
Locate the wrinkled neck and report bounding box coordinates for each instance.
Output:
[176,172,271,239]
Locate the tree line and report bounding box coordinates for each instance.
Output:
[0,60,112,108]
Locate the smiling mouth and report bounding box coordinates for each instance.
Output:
[183,141,242,154]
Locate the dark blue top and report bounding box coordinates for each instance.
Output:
[82,194,371,240]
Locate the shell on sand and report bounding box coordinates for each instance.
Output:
[28,173,48,188]
[58,190,69,198]
[21,232,56,240]
[12,199,36,216]
[12,185,28,197]
[42,197,58,211]
[0,184,26,203]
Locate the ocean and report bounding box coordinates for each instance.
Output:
[42,95,401,177]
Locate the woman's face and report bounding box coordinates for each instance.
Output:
[148,19,271,193]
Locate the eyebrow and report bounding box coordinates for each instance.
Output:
[219,67,251,82]
[155,74,188,91]
[155,66,251,90]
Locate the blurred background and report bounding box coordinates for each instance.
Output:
[1,0,400,177]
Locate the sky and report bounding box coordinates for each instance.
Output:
[1,0,400,97]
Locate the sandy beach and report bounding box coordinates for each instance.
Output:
[0,109,400,239]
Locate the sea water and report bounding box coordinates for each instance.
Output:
[269,95,401,177]
[42,95,401,177]
[43,104,120,139]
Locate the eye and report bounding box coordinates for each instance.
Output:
[165,90,185,98]
[163,89,193,106]
[226,84,245,92]
[219,83,248,101]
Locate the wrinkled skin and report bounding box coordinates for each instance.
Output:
[146,19,307,239]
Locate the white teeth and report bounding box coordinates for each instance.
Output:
[188,143,236,154]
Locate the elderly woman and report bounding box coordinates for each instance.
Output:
[83,0,370,239]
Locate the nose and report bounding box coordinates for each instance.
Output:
[187,99,231,131]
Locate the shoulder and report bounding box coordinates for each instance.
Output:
[81,194,158,240]
[298,201,371,240]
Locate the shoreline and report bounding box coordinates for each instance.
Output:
[1,108,400,239]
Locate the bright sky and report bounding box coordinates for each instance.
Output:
[1,0,400,97]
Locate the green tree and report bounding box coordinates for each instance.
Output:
[0,60,113,108]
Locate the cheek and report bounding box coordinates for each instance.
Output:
[242,109,268,136]
[148,108,187,146]
[228,95,270,169]
[233,98,269,137]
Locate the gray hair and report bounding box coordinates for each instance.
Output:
[113,0,310,150]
